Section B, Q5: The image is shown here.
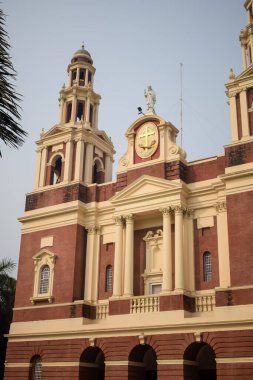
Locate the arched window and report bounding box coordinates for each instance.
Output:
[203,251,212,282]
[53,157,62,184]
[29,355,42,380]
[105,265,113,292]
[39,265,50,294]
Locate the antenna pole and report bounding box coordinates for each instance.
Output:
[180,63,183,148]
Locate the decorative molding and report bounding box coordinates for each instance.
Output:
[215,202,227,213]
[159,207,172,215]
[194,331,203,342]
[138,333,145,345]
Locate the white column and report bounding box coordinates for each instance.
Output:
[91,227,101,302]
[216,202,231,288]
[63,140,73,182]
[112,216,124,297]
[228,94,239,142]
[85,96,90,124]
[240,88,250,137]
[74,139,84,181]
[71,93,77,122]
[84,225,96,302]
[186,209,195,292]
[58,95,65,124]
[39,147,47,187]
[161,208,172,292]
[174,205,184,290]
[123,214,134,297]
[84,142,93,184]
[105,154,112,182]
[34,148,42,189]
[94,102,99,130]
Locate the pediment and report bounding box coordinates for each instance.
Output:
[43,125,66,138]
[234,65,253,81]
[111,175,182,204]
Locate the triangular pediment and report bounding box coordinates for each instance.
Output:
[234,65,253,81]
[111,175,183,204]
[43,125,66,138]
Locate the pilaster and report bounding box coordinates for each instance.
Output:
[84,225,97,302]
[39,147,47,188]
[84,142,94,184]
[74,139,84,181]
[123,214,134,297]
[160,207,172,293]
[215,202,231,288]
[112,216,124,297]
[63,139,74,182]
[174,205,184,291]
[240,88,250,137]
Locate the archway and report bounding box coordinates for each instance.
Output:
[184,342,216,380]
[128,344,157,380]
[79,347,105,380]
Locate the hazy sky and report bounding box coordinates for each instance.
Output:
[0,0,245,276]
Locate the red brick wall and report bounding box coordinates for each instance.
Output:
[225,140,253,167]
[14,224,86,310]
[194,218,220,290]
[5,331,253,379]
[187,156,225,183]
[227,190,253,286]
[98,242,115,300]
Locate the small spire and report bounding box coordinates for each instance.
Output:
[81,41,85,50]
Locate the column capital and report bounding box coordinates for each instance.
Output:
[186,208,194,218]
[85,224,98,234]
[159,207,172,215]
[113,216,124,225]
[124,214,134,223]
[173,204,186,214]
[215,202,227,213]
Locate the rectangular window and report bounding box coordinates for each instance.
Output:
[150,283,161,294]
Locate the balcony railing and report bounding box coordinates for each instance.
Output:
[96,302,109,319]
[195,293,215,312]
[130,295,159,314]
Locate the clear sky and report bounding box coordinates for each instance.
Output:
[0,0,245,276]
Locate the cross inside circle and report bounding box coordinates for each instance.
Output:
[139,125,155,149]
[135,122,158,158]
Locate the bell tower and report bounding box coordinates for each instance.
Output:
[34,44,114,189]
[226,0,253,143]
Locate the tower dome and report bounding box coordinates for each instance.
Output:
[71,43,93,64]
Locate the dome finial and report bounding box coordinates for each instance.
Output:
[81,41,85,50]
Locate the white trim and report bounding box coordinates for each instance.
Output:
[216,357,253,364]
[157,359,198,366]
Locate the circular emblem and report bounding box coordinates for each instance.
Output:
[135,122,158,158]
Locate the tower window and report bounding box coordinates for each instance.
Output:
[66,102,72,122]
[88,71,92,84]
[29,356,42,380]
[76,101,85,121]
[39,265,50,294]
[79,69,86,85]
[71,69,77,85]
[89,104,93,126]
[51,156,62,184]
[203,251,212,282]
[105,265,113,292]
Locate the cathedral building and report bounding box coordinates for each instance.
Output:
[4,1,253,379]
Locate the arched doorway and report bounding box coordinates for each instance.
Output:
[184,342,216,380]
[128,344,157,380]
[79,347,105,380]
